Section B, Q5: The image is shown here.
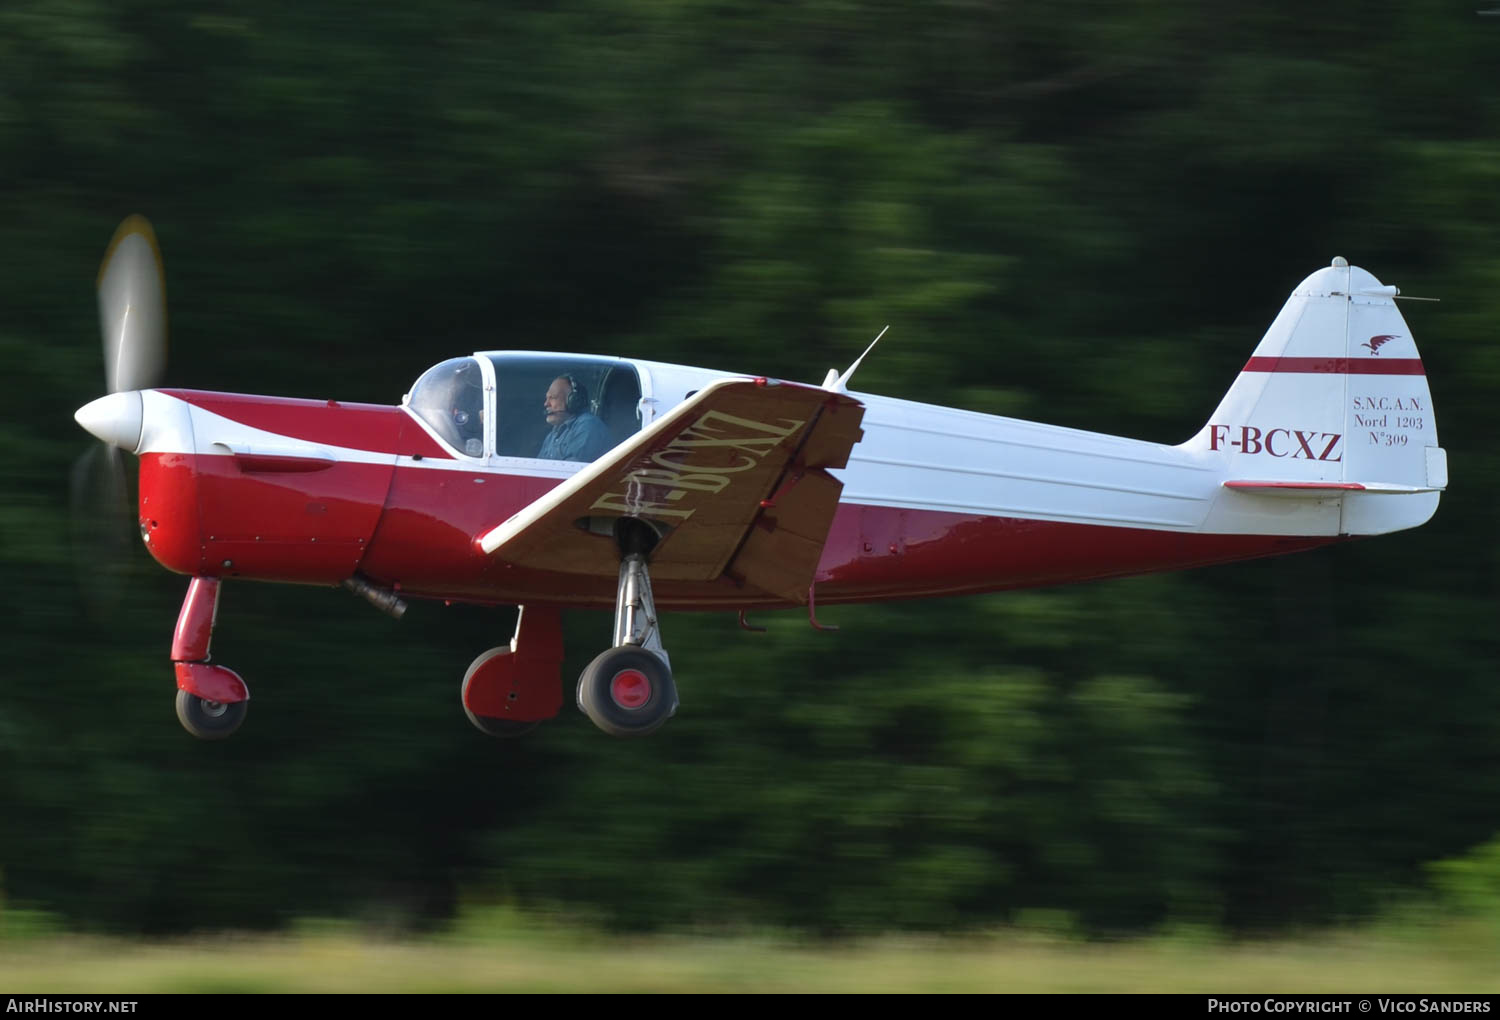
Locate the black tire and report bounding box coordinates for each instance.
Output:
[576,646,677,738]
[175,688,247,740]
[462,705,540,738]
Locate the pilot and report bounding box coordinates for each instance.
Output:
[538,374,613,462]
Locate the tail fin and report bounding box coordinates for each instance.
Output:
[1182,258,1446,536]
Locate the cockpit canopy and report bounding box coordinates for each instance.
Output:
[404,352,644,462]
[406,357,486,457]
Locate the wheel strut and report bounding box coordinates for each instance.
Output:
[576,522,677,737]
[612,552,669,668]
[171,576,248,739]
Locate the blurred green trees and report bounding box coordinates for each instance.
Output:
[1,0,1497,935]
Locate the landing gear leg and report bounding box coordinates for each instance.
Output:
[171,576,249,740]
[577,522,677,738]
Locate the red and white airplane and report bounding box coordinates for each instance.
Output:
[74,217,1447,740]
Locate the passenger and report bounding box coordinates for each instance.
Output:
[449,363,485,457]
[538,374,613,462]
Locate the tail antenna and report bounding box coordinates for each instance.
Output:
[822,325,890,393]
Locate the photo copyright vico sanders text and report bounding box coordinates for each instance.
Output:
[1209,1002,1491,1014]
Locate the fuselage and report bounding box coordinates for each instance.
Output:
[127,363,1337,612]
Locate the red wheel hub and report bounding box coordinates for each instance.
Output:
[610,669,652,710]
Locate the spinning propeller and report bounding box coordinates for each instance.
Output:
[70,216,169,611]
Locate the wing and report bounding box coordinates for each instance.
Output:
[476,377,865,603]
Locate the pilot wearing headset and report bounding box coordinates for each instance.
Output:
[538,374,613,462]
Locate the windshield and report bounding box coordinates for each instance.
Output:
[406,357,486,457]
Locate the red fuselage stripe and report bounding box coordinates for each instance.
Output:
[1241,357,1425,375]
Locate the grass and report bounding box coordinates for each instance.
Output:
[1,913,1498,993]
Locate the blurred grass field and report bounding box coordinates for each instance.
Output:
[2,911,1497,993]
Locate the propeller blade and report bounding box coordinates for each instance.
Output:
[97,215,167,394]
[71,215,170,615]
[69,442,137,617]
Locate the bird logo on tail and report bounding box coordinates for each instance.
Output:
[1361,334,1400,355]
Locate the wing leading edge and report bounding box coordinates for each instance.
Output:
[476,378,865,603]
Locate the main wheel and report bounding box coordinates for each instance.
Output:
[175,688,247,740]
[577,646,677,738]
[461,650,542,738]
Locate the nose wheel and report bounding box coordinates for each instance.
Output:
[170,578,250,739]
[578,525,678,737]
[175,689,247,740]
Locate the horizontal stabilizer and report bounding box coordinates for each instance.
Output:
[1222,479,1439,498]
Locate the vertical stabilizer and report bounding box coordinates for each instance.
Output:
[1182,259,1445,536]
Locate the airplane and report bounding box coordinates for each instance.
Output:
[72,216,1448,741]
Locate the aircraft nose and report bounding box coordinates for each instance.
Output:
[75,391,144,453]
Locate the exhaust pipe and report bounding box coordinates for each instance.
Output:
[343,575,407,620]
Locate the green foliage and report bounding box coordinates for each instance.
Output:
[1430,837,1500,921]
[0,869,64,942]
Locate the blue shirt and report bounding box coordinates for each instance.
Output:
[538,411,613,462]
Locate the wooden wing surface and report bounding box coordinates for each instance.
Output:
[476,378,865,603]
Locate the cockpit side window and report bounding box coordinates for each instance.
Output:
[486,355,642,462]
[406,357,486,457]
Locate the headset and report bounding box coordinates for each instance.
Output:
[561,373,590,415]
